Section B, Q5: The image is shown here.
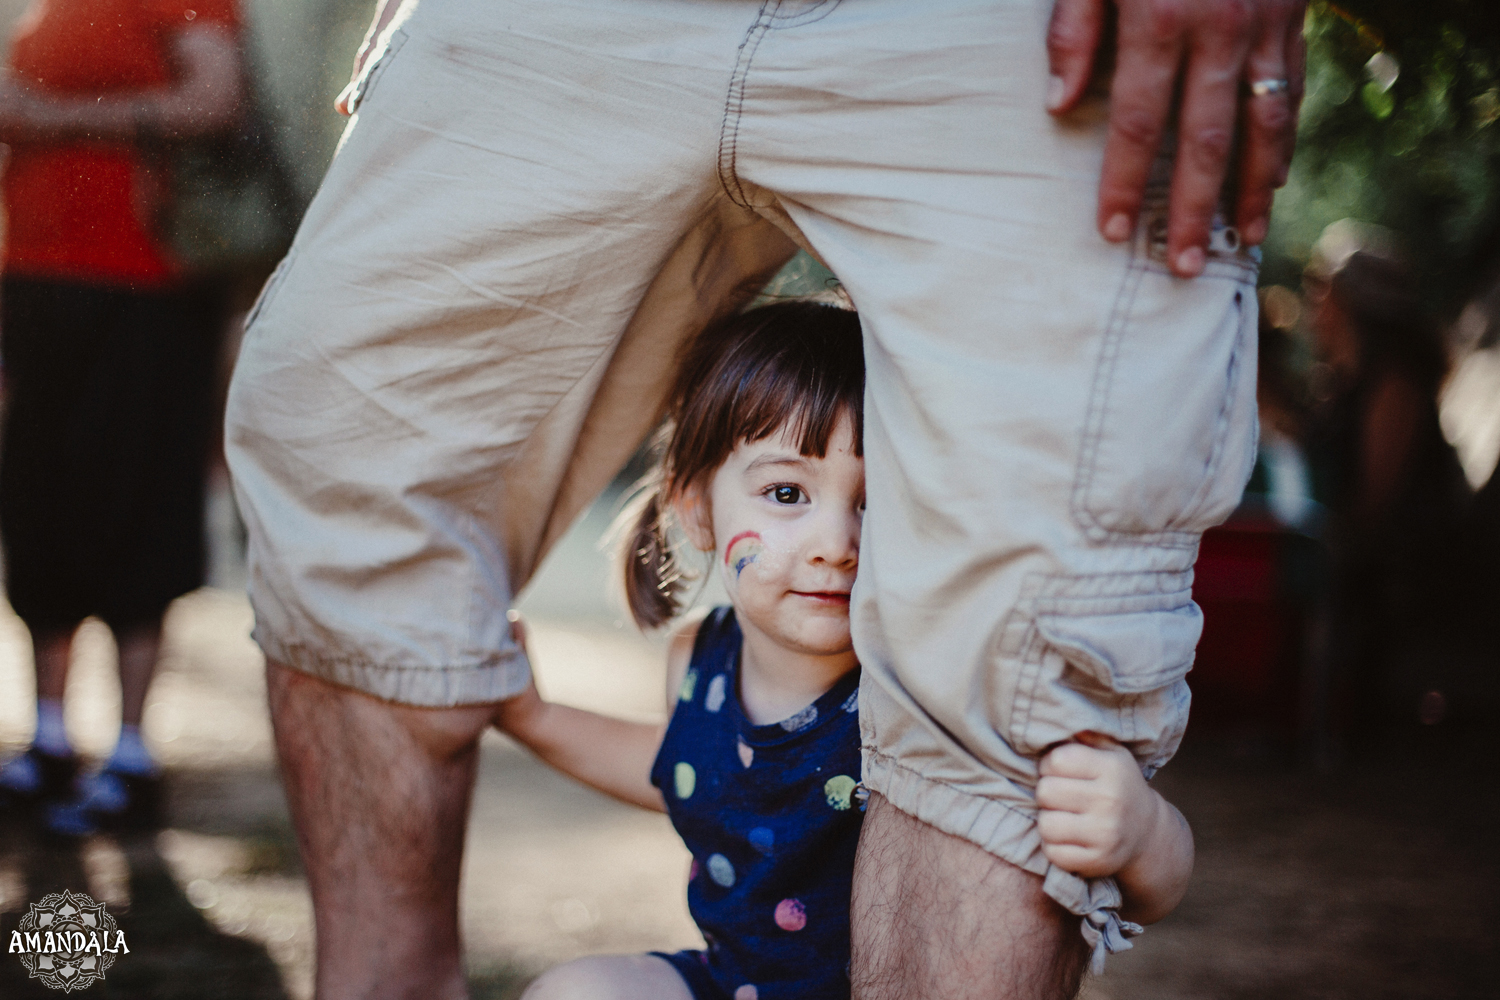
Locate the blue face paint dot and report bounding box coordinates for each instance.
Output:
[748,827,775,854]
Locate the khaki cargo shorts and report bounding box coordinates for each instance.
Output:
[225,0,1259,963]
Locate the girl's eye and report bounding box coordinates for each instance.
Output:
[772,485,803,505]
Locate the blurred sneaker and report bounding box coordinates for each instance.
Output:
[0,746,78,809]
[46,768,162,837]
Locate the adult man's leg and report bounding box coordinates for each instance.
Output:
[225,3,791,993]
[725,0,1260,990]
[267,662,491,1000]
[851,795,1088,1000]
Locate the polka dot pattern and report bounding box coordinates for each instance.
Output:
[707,853,736,888]
[823,774,857,811]
[675,762,696,799]
[779,704,818,732]
[774,898,807,932]
[748,827,775,854]
[679,669,698,702]
[737,739,754,768]
[705,674,728,712]
[735,986,758,1000]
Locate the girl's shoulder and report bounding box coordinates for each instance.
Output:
[663,606,738,711]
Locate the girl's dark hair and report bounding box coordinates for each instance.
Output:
[621,300,864,628]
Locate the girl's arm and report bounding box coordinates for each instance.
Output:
[494,683,667,812]
[0,25,243,144]
[491,613,705,813]
[1035,733,1194,925]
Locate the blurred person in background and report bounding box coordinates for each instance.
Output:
[1302,221,1481,735]
[0,0,244,834]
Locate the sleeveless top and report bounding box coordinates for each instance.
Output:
[650,607,863,1000]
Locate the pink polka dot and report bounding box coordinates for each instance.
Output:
[734,986,758,1000]
[689,860,700,882]
[774,898,807,932]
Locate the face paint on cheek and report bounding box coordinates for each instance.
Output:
[724,531,765,579]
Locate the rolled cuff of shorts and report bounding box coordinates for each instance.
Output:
[861,744,1143,975]
[256,630,533,707]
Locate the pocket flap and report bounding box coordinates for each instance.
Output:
[1034,605,1202,694]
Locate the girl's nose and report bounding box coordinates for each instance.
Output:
[808,508,860,568]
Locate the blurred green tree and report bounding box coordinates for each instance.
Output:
[1264,1,1500,313]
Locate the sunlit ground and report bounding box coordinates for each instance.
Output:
[1,485,1495,998]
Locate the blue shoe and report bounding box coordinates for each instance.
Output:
[0,746,78,810]
[45,768,163,837]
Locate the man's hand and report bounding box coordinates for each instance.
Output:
[1047,0,1307,277]
[1036,732,1162,878]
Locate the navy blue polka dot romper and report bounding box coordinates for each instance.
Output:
[649,606,863,1000]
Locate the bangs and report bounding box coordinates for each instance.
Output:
[663,301,864,497]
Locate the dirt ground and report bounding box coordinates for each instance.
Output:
[1,501,1496,999]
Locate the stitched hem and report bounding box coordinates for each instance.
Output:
[255,632,532,707]
[862,746,1137,972]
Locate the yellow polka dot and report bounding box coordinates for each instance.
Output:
[679,669,698,702]
[823,775,857,811]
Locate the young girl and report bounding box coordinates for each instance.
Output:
[495,301,1193,1000]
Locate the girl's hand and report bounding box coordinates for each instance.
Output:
[1036,732,1162,879]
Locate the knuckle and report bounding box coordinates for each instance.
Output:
[1186,125,1234,168]
[1114,104,1165,149]
[1252,98,1292,136]
[1144,0,1185,42]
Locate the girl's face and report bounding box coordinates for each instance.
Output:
[690,412,864,659]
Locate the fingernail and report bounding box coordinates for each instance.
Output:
[1242,216,1268,246]
[1047,74,1066,111]
[1175,246,1206,276]
[1103,213,1132,242]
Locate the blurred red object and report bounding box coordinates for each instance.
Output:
[1189,517,1311,738]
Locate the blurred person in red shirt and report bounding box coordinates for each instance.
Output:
[0,0,243,835]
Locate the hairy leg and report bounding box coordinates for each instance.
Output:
[522,955,695,1000]
[850,793,1089,1000]
[267,660,496,1000]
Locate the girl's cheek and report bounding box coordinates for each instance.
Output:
[721,529,793,589]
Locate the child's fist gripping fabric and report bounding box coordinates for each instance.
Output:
[1037,732,1195,924]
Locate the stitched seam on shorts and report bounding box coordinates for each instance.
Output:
[1000,570,1196,753]
[1172,284,1251,527]
[718,2,776,209]
[1070,253,1249,549]
[860,746,1036,823]
[766,0,841,27]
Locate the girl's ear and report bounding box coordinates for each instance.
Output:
[674,484,715,553]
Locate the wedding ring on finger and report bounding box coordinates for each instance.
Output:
[1247,78,1290,97]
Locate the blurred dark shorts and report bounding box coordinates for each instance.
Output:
[0,276,221,632]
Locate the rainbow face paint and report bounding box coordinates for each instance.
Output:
[724,531,765,578]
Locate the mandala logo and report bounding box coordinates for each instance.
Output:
[8,889,129,992]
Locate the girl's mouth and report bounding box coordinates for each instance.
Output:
[793,591,852,604]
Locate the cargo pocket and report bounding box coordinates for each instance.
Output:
[1071,196,1260,547]
[1008,602,1199,775]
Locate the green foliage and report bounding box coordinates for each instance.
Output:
[1262,1,1500,312]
